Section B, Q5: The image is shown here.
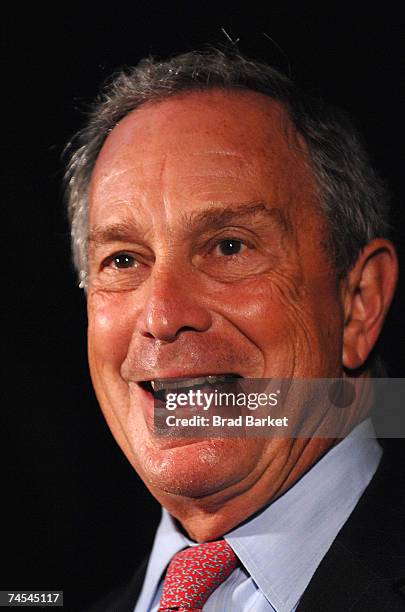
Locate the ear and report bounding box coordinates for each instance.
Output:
[342,238,398,370]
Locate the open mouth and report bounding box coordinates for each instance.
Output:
[139,374,242,399]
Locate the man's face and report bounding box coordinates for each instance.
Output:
[87,90,344,505]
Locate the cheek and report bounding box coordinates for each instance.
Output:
[213,277,297,341]
[88,293,137,372]
[210,273,341,375]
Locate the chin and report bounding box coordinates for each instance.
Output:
[133,437,262,499]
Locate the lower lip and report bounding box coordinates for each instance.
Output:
[134,384,216,449]
[135,376,245,437]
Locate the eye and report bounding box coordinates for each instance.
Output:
[216,239,245,256]
[111,253,137,268]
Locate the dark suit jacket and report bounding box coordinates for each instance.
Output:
[88,441,405,611]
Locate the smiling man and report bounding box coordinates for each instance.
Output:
[66,50,404,611]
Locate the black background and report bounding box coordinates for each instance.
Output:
[3,4,404,611]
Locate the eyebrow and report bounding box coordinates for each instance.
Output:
[88,201,289,245]
[89,219,144,245]
[182,202,289,234]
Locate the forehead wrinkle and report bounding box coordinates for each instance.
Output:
[188,150,247,160]
[92,137,183,196]
[159,153,174,230]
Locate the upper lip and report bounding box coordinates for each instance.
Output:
[153,374,241,391]
[136,371,242,382]
[136,372,242,392]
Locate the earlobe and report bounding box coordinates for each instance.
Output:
[342,238,398,371]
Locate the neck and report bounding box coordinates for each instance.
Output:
[150,436,335,541]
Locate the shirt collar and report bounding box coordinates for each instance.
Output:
[225,418,382,611]
[135,507,194,612]
[136,419,382,612]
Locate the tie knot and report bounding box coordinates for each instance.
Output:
[159,539,238,611]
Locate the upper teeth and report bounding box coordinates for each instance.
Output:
[150,375,238,392]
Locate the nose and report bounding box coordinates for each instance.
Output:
[137,266,212,342]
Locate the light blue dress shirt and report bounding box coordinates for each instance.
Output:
[135,420,382,612]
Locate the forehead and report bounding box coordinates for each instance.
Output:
[89,89,317,223]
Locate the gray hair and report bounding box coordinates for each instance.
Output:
[64,48,391,288]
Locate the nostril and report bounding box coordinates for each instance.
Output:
[141,325,202,342]
[142,331,156,340]
[178,326,198,334]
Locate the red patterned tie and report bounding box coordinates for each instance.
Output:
[158,539,238,611]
